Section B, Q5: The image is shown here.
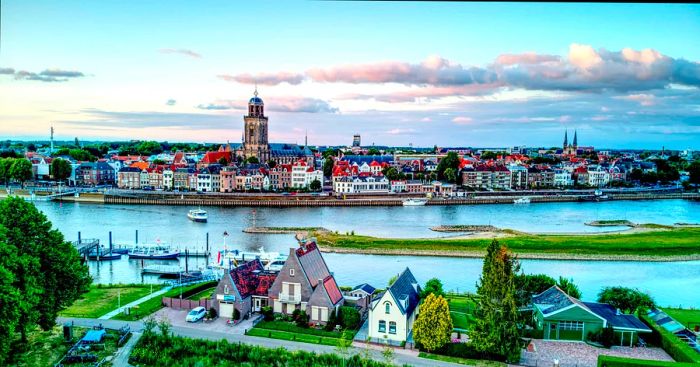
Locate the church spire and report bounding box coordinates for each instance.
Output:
[563,130,568,149]
[573,130,578,147]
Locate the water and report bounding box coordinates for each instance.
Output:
[32,199,700,307]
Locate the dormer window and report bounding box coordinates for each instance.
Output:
[290,269,295,276]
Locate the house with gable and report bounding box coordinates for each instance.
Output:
[368,268,421,344]
[213,259,277,319]
[532,286,651,346]
[268,241,344,325]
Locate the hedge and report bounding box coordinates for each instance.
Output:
[597,355,700,367]
[641,314,700,363]
[254,321,352,339]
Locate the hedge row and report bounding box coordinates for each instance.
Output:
[597,355,700,367]
[640,314,700,363]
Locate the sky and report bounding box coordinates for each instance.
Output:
[1,1,699,150]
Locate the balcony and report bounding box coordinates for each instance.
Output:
[278,292,301,303]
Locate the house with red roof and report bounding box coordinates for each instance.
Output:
[198,151,232,169]
[268,241,344,325]
[213,259,278,319]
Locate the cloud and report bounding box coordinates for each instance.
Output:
[196,97,337,113]
[40,69,84,77]
[166,99,177,106]
[452,116,473,125]
[2,68,86,82]
[307,55,498,86]
[495,53,560,65]
[218,72,304,86]
[616,93,656,106]
[159,48,202,58]
[0,67,15,74]
[58,108,231,129]
[386,128,417,135]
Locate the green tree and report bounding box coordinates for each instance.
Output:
[51,158,72,182]
[152,159,166,165]
[246,156,260,164]
[136,141,163,156]
[68,148,95,162]
[10,158,32,187]
[0,197,91,347]
[367,148,380,156]
[310,179,322,192]
[444,167,457,183]
[0,230,21,365]
[414,293,452,352]
[323,158,335,178]
[470,239,521,362]
[0,158,12,185]
[267,160,277,169]
[556,277,581,299]
[421,278,445,299]
[597,287,655,314]
[514,273,556,307]
[436,152,460,180]
[688,161,700,185]
[384,167,400,181]
[387,274,398,286]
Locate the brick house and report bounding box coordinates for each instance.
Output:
[268,241,344,324]
[213,259,277,319]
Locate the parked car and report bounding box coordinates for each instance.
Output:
[186,307,206,322]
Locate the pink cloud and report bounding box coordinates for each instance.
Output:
[496,52,560,65]
[217,72,304,85]
[452,116,473,125]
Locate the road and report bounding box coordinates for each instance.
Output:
[58,317,460,367]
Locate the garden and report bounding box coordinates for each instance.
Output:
[246,306,360,347]
[112,281,217,321]
[59,283,160,319]
[446,293,478,331]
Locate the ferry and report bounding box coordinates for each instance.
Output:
[514,197,531,204]
[128,244,180,260]
[187,208,208,223]
[402,198,428,206]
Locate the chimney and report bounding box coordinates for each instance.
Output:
[616,308,621,316]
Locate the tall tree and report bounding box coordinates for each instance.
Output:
[444,167,457,183]
[51,158,72,182]
[323,157,335,178]
[514,273,556,307]
[0,229,21,365]
[413,293,453,352]
[0,158,9,185]
[421,278,445,299]
[556,276,581,299]
[597,287,655,314]
[469,240,521,362]
[9,158,32,188]
[0,197,91,346]
[310,179,322,192]
[436,152,460,180]
[688,161,700,185]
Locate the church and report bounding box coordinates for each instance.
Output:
[223,89,314,166]
[562,130,578,156]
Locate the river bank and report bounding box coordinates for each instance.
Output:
[309,226,700,262]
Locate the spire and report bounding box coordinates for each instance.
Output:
[305,129,308,147]
[573,130,578,147]
[254,82,258,97]
[563,130,568,149]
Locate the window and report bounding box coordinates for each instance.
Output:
[385,302,391,314]
[378,320,386,333]
[224,284,229,294]
[389,321,396,334]
[559,321,584,331]
[290,268,295,276]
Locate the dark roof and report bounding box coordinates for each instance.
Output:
[583,302,651,331]
[269,143,313,157]
[387,267,420,316]
[352,283,376,295]
[296,242,331,288]
[249,96,264,105]
[229,259,277,299]
[532,285,588,314]
[118,166,141,173]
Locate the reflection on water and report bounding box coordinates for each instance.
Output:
[32,199,700,308]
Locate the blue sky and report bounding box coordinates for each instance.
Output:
[1,1,699,149]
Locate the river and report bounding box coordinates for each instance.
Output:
[33,199,700,308]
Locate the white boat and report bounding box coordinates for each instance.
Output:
[128,243,180,260]
[264,258,287,272]
[402,198,428,206]
[514,197,531,204]
[212,247,281,271]
[187,208,208,222]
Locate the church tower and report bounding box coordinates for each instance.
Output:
[242,88,270,163]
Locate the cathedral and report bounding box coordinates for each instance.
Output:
[563,130,578,155]
[231,89,314,166]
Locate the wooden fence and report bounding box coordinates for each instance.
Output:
[162,296,212,311]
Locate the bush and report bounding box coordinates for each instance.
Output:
[601,325,615,348]
[261,306,274,321]
[339,306,361,330]
[641,314,700,363]
[597,355,699,367]
[295,311,309,328]
[432,342,507,362]
[324,311,337,331]
[233,308,241,321]
[207,307,217,319]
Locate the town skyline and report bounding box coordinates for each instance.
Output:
[1,2,699,149]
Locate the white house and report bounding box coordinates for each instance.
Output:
[163,169,174,190]
[553,169,573,187]
[333,176,389,194]
[588,166,611,187]
[291,160,323,189]
[368,268,420,345]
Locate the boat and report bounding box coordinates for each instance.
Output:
[579,190,610,202]
[402,198,428,206]
[264,258,287,272]
[514,197,531,204]
[128,244,180,260]
[187,208,208,223]
[212,247,281,272]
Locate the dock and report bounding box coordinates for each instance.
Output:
[141,264,182,276]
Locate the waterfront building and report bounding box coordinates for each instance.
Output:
[461,164,511,190]
[532,286,651,345]
[268,241,344,325]
[291,159,323,189]
[509,164,528,190]
[368,267,420,345]
[587,166,611,187]
[553,169,574,187]
[117,166,141,189]
[390,180,407,193]
[213,259,278,319]
[163,169,173,190]
[269,164,292,191]
[333,176,390,194]
[75,161,116,186]
[353,134,361,147]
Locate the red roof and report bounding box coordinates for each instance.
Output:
[369,160,381,167]
[201,151,231,164]
[229,259,277,298]
[323,276,343,305]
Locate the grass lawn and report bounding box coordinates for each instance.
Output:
[447,295,477,331]
[661,307,700,329]
[6,326,122,367]
[248,320,354,346]
[313,227,700,258]
[247,328,342,346]
[187,287,215,301]
[60,284,158,318]
[112,281,216,321]
[418,352,506,367]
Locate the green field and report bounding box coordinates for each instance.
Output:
[112,281,216,321]
[314,227,700,258]
[447,295,478,331]
[248,320,353,346]
[661,308,700,329]
[419,352,506,367]
[60,284,158,318]
[187,287,215,301]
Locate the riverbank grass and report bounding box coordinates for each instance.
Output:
[60,284,158,318]
[314,226,700,259]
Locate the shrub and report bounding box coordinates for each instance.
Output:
[261,306,274,321]
[339,306,361,330]
[207,307,217,319]
[597,355,699,367]
[641,314,700,363]
[233,308,241,321]
[601,325,615,348]
[295,311,309,328]
[432,342,507,362]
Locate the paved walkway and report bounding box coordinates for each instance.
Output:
[98,286,171,320]
[520,340,673,367]
[58,317,461,367]
[111,331,142,367]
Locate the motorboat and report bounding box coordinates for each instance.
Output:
[128,244,180,260]
[188,208,208,223]
[402,198,428,206]
[212,247,281,271]
[514,197,531,204]
[264,258,286,272]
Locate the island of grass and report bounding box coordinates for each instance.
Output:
[430,225,501,233]
[585,219,635,227]
[311,225,700,261]
[243,226,327,234]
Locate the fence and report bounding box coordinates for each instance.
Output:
[162,296,212,311]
